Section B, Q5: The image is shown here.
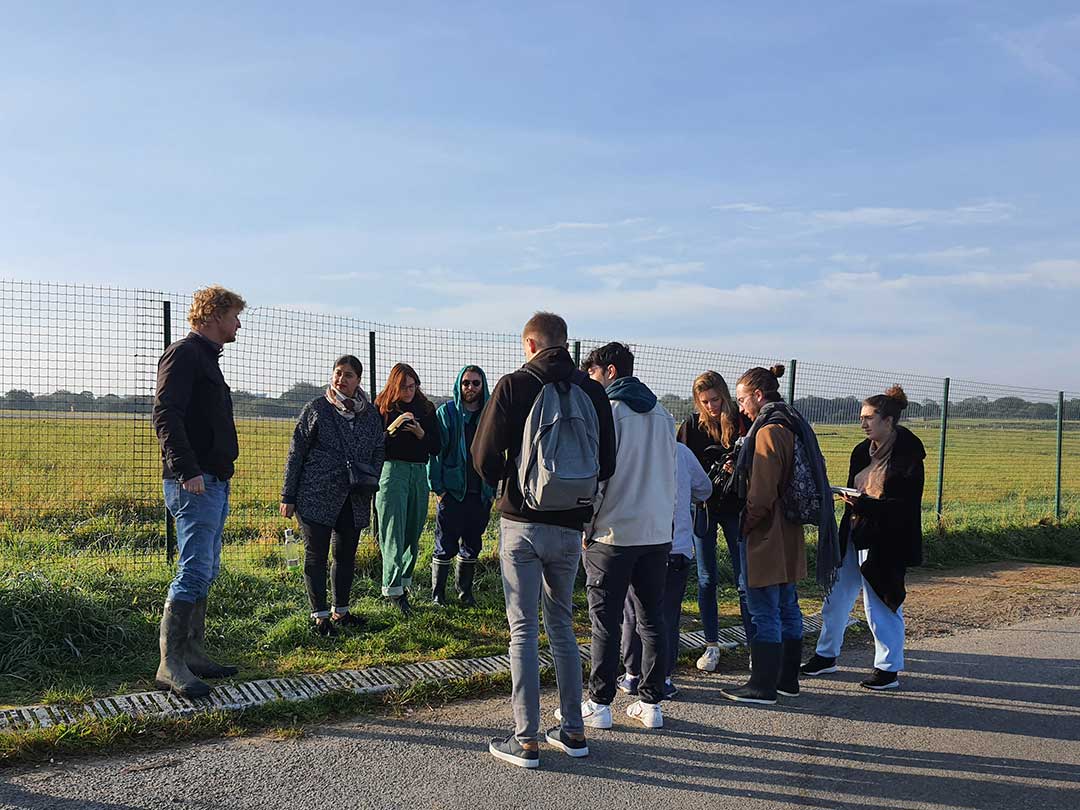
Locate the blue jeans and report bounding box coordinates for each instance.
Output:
[738,540,803,644]
[163,474,230,603]
[693,506,752,644]
[817,542,906,671]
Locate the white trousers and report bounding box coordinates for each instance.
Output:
[816,543,905,672]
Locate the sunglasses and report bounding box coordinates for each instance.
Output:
[461,380,482,388]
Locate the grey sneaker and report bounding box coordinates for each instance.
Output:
[545,726,589,758]
[488,734,540,768]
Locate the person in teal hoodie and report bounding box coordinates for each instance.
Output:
[428,365,496,606]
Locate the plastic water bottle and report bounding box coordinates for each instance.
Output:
[284,528,300,572]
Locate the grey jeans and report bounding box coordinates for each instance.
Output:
[499,518,584,743]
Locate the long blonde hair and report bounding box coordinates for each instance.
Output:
[692,371,739,447]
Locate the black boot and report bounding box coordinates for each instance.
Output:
[777,638,803,697]
[721,641,781,705]
[187,598,239,679]
[455,558,477,607]
[155,601,210,699]
[431,559,452,606]
[386,593,413,617]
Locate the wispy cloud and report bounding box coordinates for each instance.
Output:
[502,218,647,238]
[996,15,1080,86]
[712,202,774,213]
[585,260,703,280]
[890,246,991,263]
[317,270,378,282]
[821,259,1080,292]
[809,202,1014,229]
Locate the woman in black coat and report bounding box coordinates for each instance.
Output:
[800,385,925,690]
[281,355,385,636]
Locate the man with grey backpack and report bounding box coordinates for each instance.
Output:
[472,312,616,769]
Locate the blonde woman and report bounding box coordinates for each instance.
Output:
[676,371,752,671]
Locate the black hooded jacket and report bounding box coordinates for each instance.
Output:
[839,425,926,611]
[471,346,617,530]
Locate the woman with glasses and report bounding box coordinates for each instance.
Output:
[374,363,440,615]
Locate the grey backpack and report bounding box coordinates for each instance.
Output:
[516,368,600,511]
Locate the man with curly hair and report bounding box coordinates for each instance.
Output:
[152,285,246,698]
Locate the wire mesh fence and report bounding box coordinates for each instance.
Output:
[2,279,1077,575]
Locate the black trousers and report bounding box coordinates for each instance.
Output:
[583,541,671,705]
[433,491,491,561]
[622,553,692,681]
[299,499,360,616]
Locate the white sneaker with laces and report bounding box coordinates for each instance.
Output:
[696,645,721,672]
[555,699,612,730]
[626,700,663,729]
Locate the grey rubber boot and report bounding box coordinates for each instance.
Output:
[455,558,477,607]
[431,559,452,606]
[187,598,239,679]
[155,600,211,698]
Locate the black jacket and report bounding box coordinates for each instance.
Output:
[677,412,750,514]
[471,346,617,530]
[839,425,926,611]
[381,399,441,463]
[153,332,239,482]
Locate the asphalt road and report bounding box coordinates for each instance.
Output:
[3,616,1079,810]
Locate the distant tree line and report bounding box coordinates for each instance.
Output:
[0,384,453,419]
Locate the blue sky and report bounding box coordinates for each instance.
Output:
[2,2,1078,389]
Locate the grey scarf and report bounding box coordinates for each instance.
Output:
[737,400,841,595]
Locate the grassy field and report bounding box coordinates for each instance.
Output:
[1,413,1078,709]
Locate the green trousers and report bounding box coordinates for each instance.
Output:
[375,460,430,597]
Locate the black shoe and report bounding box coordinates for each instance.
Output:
[800,654,838,676]
[662,680,678,700]
[431,559,451,606]
[721,641,781,705]
[455,558,477,607]
[313,617,338,637]
[861,668,899,691]
[331,611,365,629]
[387,594,413,617]
[777,638,803,697]
[488,734,540,768]
[544,726,589,758]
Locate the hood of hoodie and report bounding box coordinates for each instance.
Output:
[452,365,490,420]
[605,376,658,413]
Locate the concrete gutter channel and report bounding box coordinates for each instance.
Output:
[0,614,838,734]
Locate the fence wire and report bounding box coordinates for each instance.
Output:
[1,279,1076,574]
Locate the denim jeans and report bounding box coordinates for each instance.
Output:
[738,540,803,644]
[499,518,584,745]
[622,553,692,680]
[693,505,752,644]
[584,541,671,705]
[817,542,906,671]
[163,474,230,603]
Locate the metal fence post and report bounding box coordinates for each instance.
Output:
[163,300,176,565]
[936,377,950,524]
[787,358,797,404]
[369,330,379,542]
[573,340,581,369]
[1056,391,1064,522]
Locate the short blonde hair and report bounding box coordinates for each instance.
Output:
[188,286,247,329]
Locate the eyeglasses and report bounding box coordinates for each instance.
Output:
[461,380,482,388]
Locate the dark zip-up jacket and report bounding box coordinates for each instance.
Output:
[471,346,617,530]
[677,412,750,514]
[153,331,239,482]
[840,425,926,611]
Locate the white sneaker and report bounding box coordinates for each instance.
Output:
[555,699,612,729]
[696,646,721,672]
[626,700,663,729]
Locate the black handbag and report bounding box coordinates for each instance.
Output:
[329,411,380,495]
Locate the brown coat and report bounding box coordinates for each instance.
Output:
[741,423,806,588]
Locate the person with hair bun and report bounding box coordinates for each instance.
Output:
[801,385,925,691]
[722,363,840,705]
